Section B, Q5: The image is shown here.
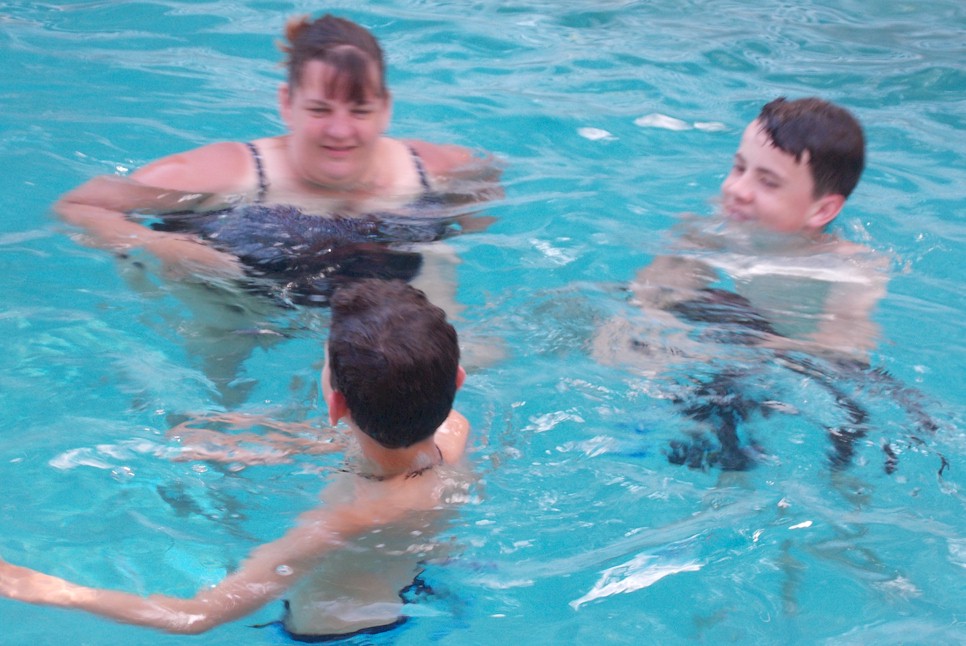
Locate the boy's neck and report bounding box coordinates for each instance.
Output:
[353,429,441,480]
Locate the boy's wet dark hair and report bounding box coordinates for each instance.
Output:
[280,14,387,103]
[328,280,459,448]
[757,97,865,199]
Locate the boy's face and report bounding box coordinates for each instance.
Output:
[720,119,842,234]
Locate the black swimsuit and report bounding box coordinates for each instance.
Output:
[244,141,269,203]
[151,142,457,305]
[243,141,434,204]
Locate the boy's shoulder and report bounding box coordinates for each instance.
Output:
[826,237,876,258]
[436,410,470,464]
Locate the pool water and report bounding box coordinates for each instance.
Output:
[2,1,965,644]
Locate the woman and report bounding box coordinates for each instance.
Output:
[55,14,500,401]
[56,13,498,279]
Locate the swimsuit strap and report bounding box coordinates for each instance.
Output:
[407,145,432,191]
[245,142,424,202]
[244,141,269,203]
[404,444,444,479]
[352,444,444,481]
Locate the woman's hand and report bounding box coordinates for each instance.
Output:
[142,233,244,280]
[54,173,243,280]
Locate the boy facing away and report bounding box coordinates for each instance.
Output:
[596,96,887,368]
[0,279,469,639]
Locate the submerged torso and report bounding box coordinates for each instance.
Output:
[708,251,863,339]
[678,218,887,345]
[282,463,469,638]
[282,512,447,636]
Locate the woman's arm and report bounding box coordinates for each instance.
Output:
[55,182,242,279]
[406,140,505,204]
[54,142,257,277]
[55,175,209,245]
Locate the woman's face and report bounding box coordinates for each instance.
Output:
[280,59,391,189]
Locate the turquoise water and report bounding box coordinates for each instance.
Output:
[2,1,965,644]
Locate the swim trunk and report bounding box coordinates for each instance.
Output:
[255,575,433,643]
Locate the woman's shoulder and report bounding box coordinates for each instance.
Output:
[403,139,500,181]
[132,140,260,195]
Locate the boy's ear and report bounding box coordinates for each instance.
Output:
[327,389,348,426]
[278,83,293,128]
[807,193,846,230]
[456,365,466,390]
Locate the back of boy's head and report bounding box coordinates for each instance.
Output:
[757,97,865,199]
[328,279,460,448]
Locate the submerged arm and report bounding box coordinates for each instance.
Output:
[592,254,718,368]
[55,177,242,278]
[629,255,717,310]
[166,413,347,464]
[756,249,889,361]
[763,267,887,361]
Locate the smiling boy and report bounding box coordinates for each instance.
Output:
[601,97,886,364]
[721,97,864,234]
[592,97,891,471]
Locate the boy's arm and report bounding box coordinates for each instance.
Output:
[629,254,717,310]
[771,269,887,361]
[759,251,888,361]
[817,246,889,358]
[816,272,886,357]
[0,499,397,634]
[591,254,717,367]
